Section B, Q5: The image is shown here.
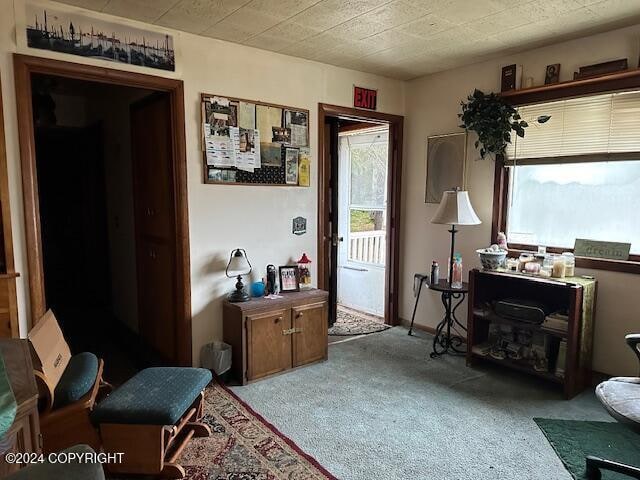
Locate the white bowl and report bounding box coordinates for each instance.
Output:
[476,249,507,270]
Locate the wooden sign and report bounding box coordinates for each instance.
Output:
[354,86,377,110]
[574,239,631,261]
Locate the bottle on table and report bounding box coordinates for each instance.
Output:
[451,253,463,289]
[430,261,439,285]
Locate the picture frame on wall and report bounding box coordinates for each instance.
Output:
[545,64,561,84]
[425,132,467,204]
[279,266,300,292]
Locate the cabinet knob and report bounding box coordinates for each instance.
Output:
[297,312,304,318]
[275,317,281,323]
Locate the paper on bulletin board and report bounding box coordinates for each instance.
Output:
[205,137,235,167]
[238,101,256,129]
[260,142,282,167]
[231,127,262,172]
[284,109,308,147]
[256,105,282,143]
[298,147,310,187]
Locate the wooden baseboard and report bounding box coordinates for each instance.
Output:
[399,318,468,342]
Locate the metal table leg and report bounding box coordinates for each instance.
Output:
[430,291,467,358]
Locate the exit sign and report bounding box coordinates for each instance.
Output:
[354,86,377,110]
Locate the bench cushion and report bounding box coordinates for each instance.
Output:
[53,352,99,409]
[91,367,211,426]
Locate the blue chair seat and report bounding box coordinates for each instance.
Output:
[53,352,99,409]
[91,367,211,426]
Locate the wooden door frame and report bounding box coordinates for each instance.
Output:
[317,103,404,326]
[13,54,192,366]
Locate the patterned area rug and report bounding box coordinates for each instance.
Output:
[328,309,390,336]
[179,382,336,479]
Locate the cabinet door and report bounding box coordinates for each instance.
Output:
[131,94,174,239]
[137,240,175,362]
[292,302,328,367]
[246,309,291,381]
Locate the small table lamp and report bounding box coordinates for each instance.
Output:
[226,248,252,302]
[431,189,481,287]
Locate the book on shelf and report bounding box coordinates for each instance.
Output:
[542,312,569,334]
[555,339,567,378]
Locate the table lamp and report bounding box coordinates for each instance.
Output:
[226,248,252,302]
[431,189,481,287]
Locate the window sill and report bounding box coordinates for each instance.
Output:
[507,247,640,275]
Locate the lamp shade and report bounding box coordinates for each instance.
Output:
[226,248,251,277]
[431,190,481,226]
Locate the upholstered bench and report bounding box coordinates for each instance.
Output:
[91,367,212,478]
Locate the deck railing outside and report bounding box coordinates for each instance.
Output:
[348,230,386,265]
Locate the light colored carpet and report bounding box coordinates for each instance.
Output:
[231,326,610,480]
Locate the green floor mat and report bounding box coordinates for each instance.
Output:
[534,418,640,480]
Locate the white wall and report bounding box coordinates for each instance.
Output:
[0,0,405,366]
[401,24,640,376]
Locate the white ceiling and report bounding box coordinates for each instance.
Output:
[57,0,640,80]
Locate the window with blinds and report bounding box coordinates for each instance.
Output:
[505,90,640,164]
[503,89,640,256]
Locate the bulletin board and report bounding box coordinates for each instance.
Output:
[201,93,310,186]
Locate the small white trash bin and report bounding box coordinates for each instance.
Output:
[200,341,232,377]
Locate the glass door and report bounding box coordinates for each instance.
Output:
[337,126,389,317]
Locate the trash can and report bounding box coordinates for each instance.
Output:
[200,342,232,382]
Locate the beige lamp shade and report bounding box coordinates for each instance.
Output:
[431,190,481,226]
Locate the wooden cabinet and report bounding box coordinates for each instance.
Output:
[224,290,329,384]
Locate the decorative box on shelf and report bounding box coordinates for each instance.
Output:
[466,269,596,399]
[223,289,328,385]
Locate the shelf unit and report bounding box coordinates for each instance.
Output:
[500,68,640,106]
[466,269,596,399]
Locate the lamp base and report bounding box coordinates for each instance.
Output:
[228,275,250,302]
[227,289,250,302]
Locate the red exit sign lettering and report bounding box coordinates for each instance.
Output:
[354,86,377,110]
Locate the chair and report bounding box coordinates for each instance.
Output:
[586,334,640,479]
[35,352,112,453]
[6,444,104,480]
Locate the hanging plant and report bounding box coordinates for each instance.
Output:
[458,89,549,159]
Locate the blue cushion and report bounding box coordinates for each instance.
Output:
[91,367,211,426]
[53,352,99,409]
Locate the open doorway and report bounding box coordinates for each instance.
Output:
[32,74,158,382]
[335,124,389,334]
[317,104,404,337]
[14,55,191,380]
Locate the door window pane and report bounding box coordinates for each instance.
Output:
[350,143,387,207]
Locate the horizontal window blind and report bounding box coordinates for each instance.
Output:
[505,90,640,164]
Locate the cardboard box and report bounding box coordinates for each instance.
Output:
[27,310,71,388]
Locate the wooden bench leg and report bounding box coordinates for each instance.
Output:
[161,463,186,479]
[188,422,211,437]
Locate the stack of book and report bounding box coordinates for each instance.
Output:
[542,312,569,334]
